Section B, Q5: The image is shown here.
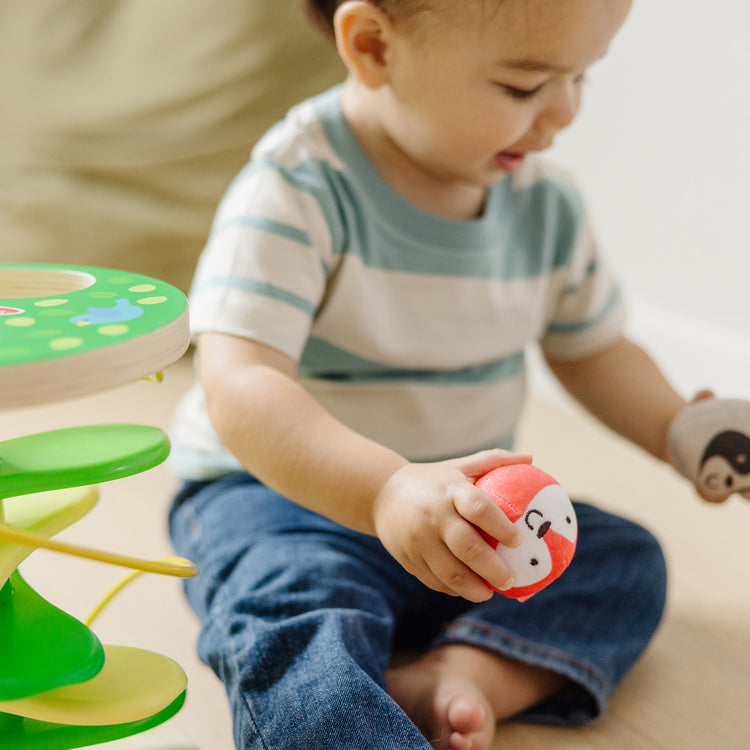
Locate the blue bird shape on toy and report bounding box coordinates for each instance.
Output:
[71,299,144,326]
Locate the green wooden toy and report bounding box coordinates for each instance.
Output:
[0,264,197,750]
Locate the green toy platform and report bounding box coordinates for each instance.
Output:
[0,264,189,409]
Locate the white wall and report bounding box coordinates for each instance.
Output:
[543,0,750,399]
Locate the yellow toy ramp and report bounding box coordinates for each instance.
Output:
[0,646,187,727]
[0,486,98,586]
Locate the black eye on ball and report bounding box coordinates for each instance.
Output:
[725,476,734,488]
[566,516,571,524]
[530,558,539,566]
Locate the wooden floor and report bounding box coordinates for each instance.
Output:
[4,355,750,750]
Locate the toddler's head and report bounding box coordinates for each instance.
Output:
[303,0,632,218]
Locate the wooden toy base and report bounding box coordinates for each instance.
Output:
[84,724,199,750]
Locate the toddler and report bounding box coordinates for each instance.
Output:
[168,1,731,748]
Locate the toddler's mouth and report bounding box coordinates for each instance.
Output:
[495,152,526,172]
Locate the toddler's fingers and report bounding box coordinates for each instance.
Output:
[452,484,522,549]
[451,449,532,481]
[425,543,497,603]
[391,540,488,600]
[442,520,516,595]
[411,560,465,599]
[388,545,458,598]
[691,389,715,403]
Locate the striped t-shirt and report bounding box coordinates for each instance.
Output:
[170,85,625,480]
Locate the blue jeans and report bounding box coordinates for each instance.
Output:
[169,472,667,750]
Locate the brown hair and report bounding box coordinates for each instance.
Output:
[302,0,433,38]
[302,0,504,40]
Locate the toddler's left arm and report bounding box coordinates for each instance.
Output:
[544,336,747,503]
[544,335,686,462]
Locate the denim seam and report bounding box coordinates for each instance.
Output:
[185,501,272,750]
[432,620,610,717]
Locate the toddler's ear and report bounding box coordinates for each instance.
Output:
[334,1,393,88]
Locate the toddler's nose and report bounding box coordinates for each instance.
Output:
[534,82,580,136]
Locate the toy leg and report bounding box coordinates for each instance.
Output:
[426,502,668,724]
[168,473,433,750]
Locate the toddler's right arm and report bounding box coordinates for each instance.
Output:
[197,331,526,601]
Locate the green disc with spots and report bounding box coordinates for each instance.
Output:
[0,264,190,408]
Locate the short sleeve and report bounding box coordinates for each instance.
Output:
[187,161,336,362]
[540,213,626,360]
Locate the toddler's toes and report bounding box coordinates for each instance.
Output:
[443,691,493,750]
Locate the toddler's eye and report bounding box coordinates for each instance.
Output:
[500,84,543,101]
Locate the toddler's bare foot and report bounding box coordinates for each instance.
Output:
[386,644,568,750]
[386,650,494,750]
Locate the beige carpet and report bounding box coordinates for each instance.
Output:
[4,355,749,750]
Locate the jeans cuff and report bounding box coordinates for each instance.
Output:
[432,621,609,725]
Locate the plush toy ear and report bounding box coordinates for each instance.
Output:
[333,1,394,88]
[668,398,750,499]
